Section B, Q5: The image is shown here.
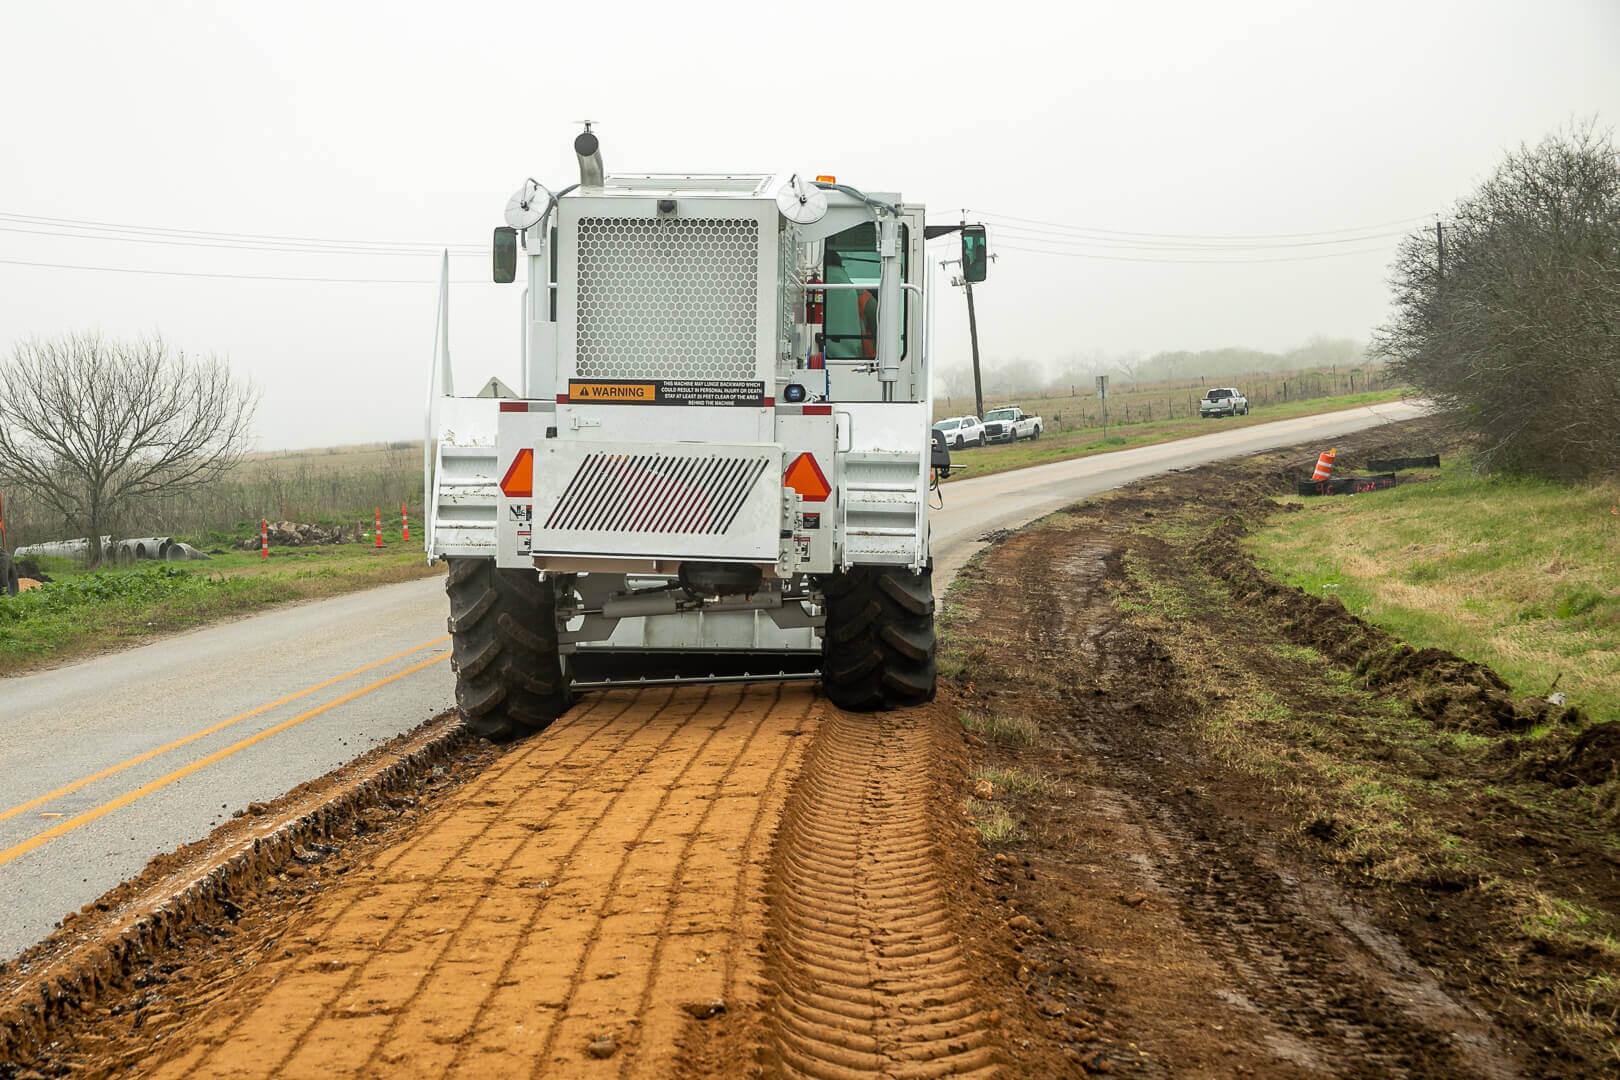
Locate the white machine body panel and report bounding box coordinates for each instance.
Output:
[427,171,938,583]
[529,439,783,565]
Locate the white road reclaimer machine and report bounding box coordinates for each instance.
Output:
[425,130,986,739]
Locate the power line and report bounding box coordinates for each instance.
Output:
[0,257,484,284]
[0,210,483,254]
[991,241,1397,265]
[0,223,486,258]
[967,207,1432,241]
[981,221,1411,252]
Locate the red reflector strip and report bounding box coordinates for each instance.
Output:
[555,394,570,403]
[763,397,775,407]
[499,401,529,412]
[803,405,832,415]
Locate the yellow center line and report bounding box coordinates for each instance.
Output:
[0,651,450,870]
[0,636,450,826]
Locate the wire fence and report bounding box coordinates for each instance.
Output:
[1,445,423,552]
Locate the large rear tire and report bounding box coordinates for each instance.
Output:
[446,558,571,741]
[0,552,17,598]
[818,563,937,711]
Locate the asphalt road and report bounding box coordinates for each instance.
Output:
[0,399,1426,959]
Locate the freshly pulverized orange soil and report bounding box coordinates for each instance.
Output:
[132,683,816,1080]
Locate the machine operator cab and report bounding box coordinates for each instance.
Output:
[490,177,989,410]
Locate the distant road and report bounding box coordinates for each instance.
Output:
[0,398,1426,958]
[930,399,1428,591]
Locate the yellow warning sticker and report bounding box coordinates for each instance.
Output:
[568,381,657,402]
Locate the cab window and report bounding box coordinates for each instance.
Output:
[823,223,909,361]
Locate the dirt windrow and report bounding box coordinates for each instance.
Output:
[940,418,1620,1077]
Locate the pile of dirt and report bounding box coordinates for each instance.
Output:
[233,521,356,549]
[1190,489,1587,738]
[1509,721,1620,789]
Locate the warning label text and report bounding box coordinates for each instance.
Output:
[567,379,765,407]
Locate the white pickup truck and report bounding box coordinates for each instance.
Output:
[1200,387,1249,418]
[982,405,1042,443]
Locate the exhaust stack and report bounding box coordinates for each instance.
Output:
[575,131,604,187]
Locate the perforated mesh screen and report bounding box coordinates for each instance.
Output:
[576,217,760,381]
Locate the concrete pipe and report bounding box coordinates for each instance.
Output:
[120,537,175,561]
[14,537,113,561]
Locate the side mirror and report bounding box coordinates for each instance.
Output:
[930,428,953,478]
[492,226,518,284]
[961,225,988,283]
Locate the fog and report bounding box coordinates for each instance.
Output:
[0,0,1614,448]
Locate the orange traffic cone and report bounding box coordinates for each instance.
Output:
[1312,448,1336,482]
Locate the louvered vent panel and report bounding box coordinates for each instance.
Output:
[576,217,760,381]
[543,451,771,536]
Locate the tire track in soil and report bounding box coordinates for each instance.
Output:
[131,682,820,1080]
[763,709,1001,1080]
[980,525,1519,1078]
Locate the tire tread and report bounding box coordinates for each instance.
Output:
[818,564,937,711]
[446,559,570,741]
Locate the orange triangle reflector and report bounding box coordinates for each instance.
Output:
[500,448,534,498]
[784,452,831,502]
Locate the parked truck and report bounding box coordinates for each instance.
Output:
[982,405,1042,443]
[423,131,988,740]
[1200,387,1249,418]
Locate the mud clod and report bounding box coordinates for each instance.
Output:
[682,997,726,1020]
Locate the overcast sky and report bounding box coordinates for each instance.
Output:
[1,0,1614,448]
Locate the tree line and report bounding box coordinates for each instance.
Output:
[1374,121,1618,480]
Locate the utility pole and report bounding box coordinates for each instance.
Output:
[930,216,991,420]
[964,277,984,421]
[1435,218,1446,280]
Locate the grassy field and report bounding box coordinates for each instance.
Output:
[1249,453,1620,724]
[940,385,1408,483]
[1,442,422,552]
[0,535,439,673]
[933,365,1396,430]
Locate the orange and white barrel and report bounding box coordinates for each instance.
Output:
[1312,448,1337,482]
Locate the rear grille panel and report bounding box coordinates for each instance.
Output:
[543,451,771,536]
[575,216,760,382]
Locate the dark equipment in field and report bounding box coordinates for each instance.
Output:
[1298,474,1399,497]
[1366,455,1441,472]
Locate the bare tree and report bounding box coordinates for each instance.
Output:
[0,333,258,565]
[1373,121,1620,480]
[1114,351,1146,388]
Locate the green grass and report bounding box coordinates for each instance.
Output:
[1,537,438,672]
[942,387,1408,484]
[968,802,1024,845]
[960,709,1040,745]
[1248,454,1620,724]
[973,764,1055,799]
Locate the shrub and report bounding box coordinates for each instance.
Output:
[1373,121,1620,480]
